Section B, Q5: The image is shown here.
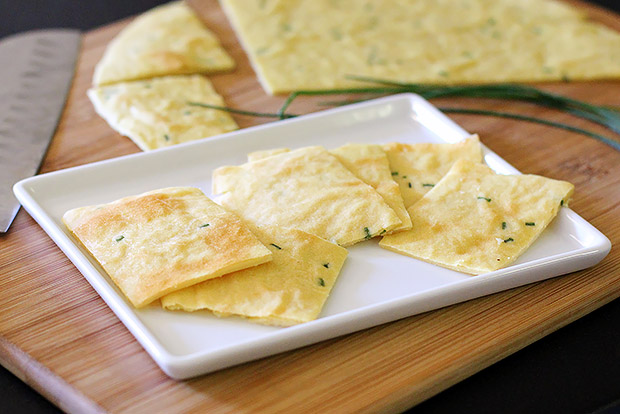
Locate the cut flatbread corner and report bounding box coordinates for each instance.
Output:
[379,159,574,275]
[63,187,272,308]
[87,75,238,151]
[93,1,235,86]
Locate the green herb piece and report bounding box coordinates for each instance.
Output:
[560,199,564,206]
[187,101,297,119]
[164,134,170,141]
[363,227,372,240]
[115,235,125,242]
[422,183,435,187]
[318,278,326,287]
[330,27,343,41]
[438,70,449,78]
[199,223,210,228]
[323,263,330,268]
[401,175,407,178]
[379,229,387,235]
[504,237,514,243]
[525,222,536,226]
[391,171,399,176]
[408,182,412,188]
[270,243,282,250]
[502,221,507,230]
[477,196,492,202]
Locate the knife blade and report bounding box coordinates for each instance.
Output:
[0,29,80,233]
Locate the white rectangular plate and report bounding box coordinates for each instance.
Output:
[14,94,611,379]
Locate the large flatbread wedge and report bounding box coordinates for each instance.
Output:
[62,187,272,308]
[93,1,234,86]
[220,0,620,94]
[379,160,574,275]
[248,144,411,231]
[383,135,483,208]
[213,146,402,246]
[87,75,238,151]
[161,225,348,326]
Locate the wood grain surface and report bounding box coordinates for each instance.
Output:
[1,0,619,412]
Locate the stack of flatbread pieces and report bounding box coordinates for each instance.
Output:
[64,135,573,326]
[221,0,620,94]
[88,1,238,150]
[63,187,348,326]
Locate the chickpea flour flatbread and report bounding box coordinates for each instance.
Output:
[383,135,483,208]
[62,187,272,308]
[93,1,234,86]
[379,159,574,275]
[220,0,620,94]
[248,144,411,232]
[213,146,402,246]
[87,75,238,151]
[161,225,348,326]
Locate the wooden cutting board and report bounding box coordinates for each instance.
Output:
[1,0,619,412]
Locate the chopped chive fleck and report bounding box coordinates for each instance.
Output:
[363,227,372,240]
[408,182,412,188]
[422,183,435,187]
[502,221,507,230]
[323,263,330,268]
[379,229,387,235]
[115,235,125,242]
[560,199,564,206]
[504,237,514,243]
[525,222,536,226]
[477,196,492,202]
[391,171,399,176]
[270,243,282,250]
[402,175,407,178]
[164,134,170,141]
[318,278,326,287]
[199,223,210,228]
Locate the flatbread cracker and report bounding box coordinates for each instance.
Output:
[248,144,411,231]
[221,0,620,94]
[213,146,402,246]
[383,135,483,208]
[93,1,234,86]
[87,75,238,151]
[161,225,348,326]
[379,159,574,275]
[62,187,272,308]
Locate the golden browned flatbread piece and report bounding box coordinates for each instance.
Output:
[379,159,574,275]
[161,224,348,326]
[93,1,234,86]
[63,187,272,307]
[213,146,402,246]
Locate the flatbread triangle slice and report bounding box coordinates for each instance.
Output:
[161,224,348,326]
[63,187,272,307]
[247,144,412,232]
[87,75,238,151]
[379,159,574,275]
[213,146,402,246]
[383,134,483,208]
[93,1,235,86]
